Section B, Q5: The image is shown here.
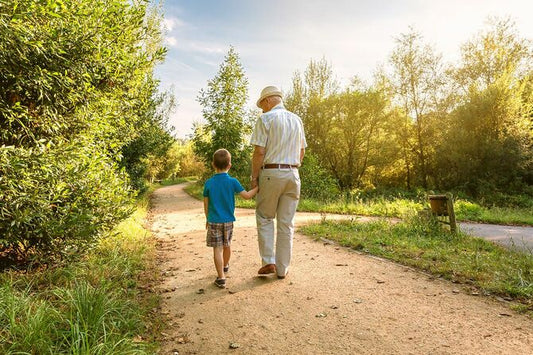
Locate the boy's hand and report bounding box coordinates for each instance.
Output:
[250,178,259,190]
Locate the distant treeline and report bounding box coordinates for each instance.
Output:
[285,19,532,200]
[0,0,174,261]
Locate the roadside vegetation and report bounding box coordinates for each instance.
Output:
[184,183,533,226]
[300,216,533,315]
[0,189,161,354]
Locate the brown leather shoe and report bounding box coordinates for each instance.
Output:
[257,264,276,276]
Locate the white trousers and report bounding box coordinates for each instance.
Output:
[256,168,300,276]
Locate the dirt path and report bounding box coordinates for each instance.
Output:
[149,184,533,355]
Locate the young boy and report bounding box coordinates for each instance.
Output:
[203,149,258,288]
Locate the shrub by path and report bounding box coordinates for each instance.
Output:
[149,183,532,354]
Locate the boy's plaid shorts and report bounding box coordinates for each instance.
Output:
[206,222,234,247]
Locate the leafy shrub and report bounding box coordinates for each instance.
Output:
[454,200,484,220]
[299,152,340,200]
[0,143,133,261]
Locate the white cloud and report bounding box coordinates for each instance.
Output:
[165,36,178,47]
[162,17,184,33]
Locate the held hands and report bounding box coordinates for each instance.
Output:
[251,178,258,190]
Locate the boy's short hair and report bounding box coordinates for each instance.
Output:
[213,149,231,170]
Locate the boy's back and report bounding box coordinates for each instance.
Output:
[203,172,244,223]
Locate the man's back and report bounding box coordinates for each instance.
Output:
[254,105,306,165]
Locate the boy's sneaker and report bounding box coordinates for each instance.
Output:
[214,278,226,288]
[223,264,229,273]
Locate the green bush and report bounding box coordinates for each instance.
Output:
[455,200,484,220]
[0,143,133,260]
[0,188,155,354]
[0,0,172,261]
[299,152,340,200]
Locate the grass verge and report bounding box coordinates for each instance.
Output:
[184,182,533,226]
[0,187,160,354]
[159,176,197,186]
[300,216,533,315]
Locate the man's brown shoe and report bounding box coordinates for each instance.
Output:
[277,271,289,279]
[257,264,276,276]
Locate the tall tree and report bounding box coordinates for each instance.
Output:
[388,28,446,188]
[453,17,532,93]
[192,47,251,180]
[436,18,533,194]
[285,57,339,118]
[305,83,397,190]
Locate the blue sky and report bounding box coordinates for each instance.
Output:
[155,0,533,138]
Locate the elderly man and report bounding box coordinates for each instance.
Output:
[250,86,307,279]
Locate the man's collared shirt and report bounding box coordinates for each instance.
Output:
[250,103,307,165]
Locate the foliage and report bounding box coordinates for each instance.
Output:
[308,84,401,189]
[388,27,447,188]
[120,90,177,191]
[285,19,532,200]
[144,139,205,183]
[193,47,252,182]
[434,19,533,195]
[299,152,340,200]
[173,140,206,178]
[0,0,171,260]
[0,0,167,149]
[0,189,158,354]
[285,57,339,118]
[0,142,133,261]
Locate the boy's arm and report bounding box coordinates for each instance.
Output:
[239,186,258,200]
[203,197,209,229]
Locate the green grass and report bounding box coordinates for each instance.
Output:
[0,187,160,354]
[300,216,533,313]
[185,181,533,226]
[159,176,197,186]
[298,197,423,218]
[454,199,533,225]
[184,182,202,199]
[184,181,257,207]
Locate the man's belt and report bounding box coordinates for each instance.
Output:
[262,164,298,169]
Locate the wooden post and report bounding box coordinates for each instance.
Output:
[446,193,457,233]
[428,194,457,233]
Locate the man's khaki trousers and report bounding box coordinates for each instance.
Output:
[256,168,300,276]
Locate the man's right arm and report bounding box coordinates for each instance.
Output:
[251,145,266,189]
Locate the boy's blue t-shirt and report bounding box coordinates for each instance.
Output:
[203,172,245,223]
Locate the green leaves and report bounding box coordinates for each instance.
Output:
[193,47,252,181]
[286,20,532,197]
[0,143,134,260]
[0,0,171,261]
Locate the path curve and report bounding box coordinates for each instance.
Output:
[459,223,533,252]
[149,183,533,354]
